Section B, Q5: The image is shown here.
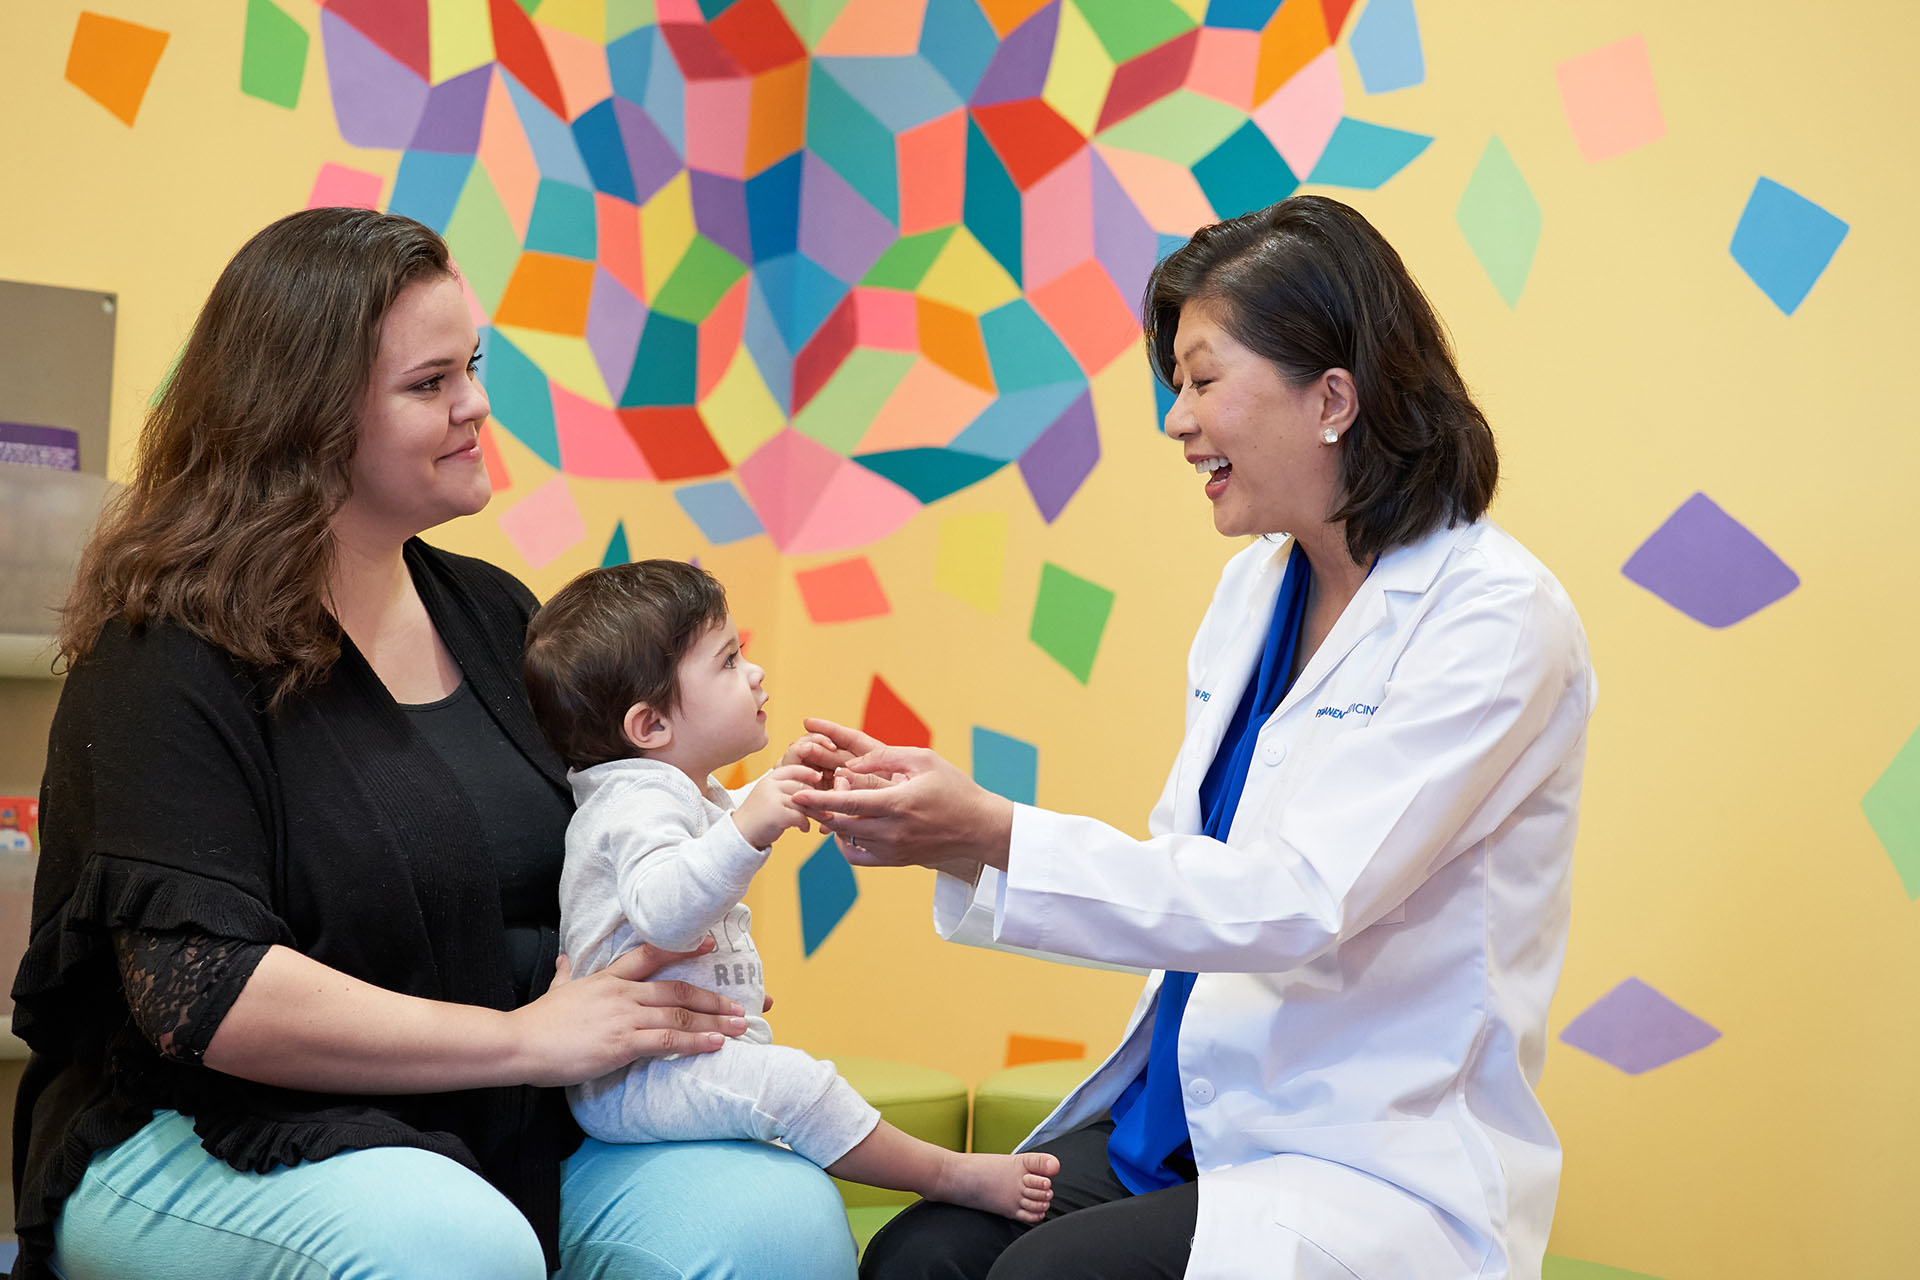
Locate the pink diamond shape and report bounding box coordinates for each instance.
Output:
[1556,35,1665,162]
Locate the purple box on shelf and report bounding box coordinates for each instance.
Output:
[0,422,81,471]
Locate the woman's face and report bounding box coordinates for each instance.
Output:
[334,274,490,549]
[1163,300,1348,540]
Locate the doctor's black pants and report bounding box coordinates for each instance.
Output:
[858,1119,1197,1280]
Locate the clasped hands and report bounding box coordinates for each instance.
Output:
[735,717,1014,870]
[783,717,1015,874]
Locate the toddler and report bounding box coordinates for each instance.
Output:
[524,559,1056,1222]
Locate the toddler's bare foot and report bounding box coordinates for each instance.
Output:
[936,1150,1060,1223]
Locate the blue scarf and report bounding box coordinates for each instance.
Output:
[1107,542,1312,1193]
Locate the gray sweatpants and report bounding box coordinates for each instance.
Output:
[568,1039,882,1168]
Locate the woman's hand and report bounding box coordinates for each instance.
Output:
[207,940,750,1095]
[506,939,750,1087]
[791,724,1015,873]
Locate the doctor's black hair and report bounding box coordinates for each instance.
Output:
[524,559,730,770]
[1144,195,1498,563]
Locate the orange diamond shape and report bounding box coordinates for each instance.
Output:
[66,12,170,126]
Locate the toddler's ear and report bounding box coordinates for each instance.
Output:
[623,702,672,753]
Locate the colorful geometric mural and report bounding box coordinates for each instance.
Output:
[306,0,1434,560]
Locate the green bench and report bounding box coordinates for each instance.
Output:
[834,1056,1099,1254]
[831,1057,971,1255]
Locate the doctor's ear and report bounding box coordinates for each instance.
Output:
[1317,368,1359,433]
[622,702,672,753]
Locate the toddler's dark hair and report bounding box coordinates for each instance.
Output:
[524,559,729,770]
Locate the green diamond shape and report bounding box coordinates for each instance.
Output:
[860,228,955,290]
[651,236,748,323]
[444,169,521,314]
[1863,725,1920,899]
[1456,135,1542,307]
[241,0,308,110]
[1029,563,1114,684]
[1544,1257,1665,1280]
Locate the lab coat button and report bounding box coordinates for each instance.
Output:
[1188,1078,1216,1104]
[1260,740,1285,766]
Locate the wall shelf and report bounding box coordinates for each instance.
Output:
[0,636,59,681]
[0,468,111,680]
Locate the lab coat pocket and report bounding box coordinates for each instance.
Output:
[1241,1120,1494,1279]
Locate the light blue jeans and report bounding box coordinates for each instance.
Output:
[53,1109,858,1279]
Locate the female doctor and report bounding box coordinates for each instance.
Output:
[793,195,1597,1280]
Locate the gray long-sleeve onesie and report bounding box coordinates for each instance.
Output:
[557,758,878,1165]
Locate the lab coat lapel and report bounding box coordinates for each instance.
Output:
[1274,522,1468,719]
[1173,540,1289,832]
[1273,583,1387,720]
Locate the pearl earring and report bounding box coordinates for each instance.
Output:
[1321,428,1340,444]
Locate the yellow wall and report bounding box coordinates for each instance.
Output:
[5,4,1918,1276]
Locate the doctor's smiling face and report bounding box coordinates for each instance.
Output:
[1164,300,1354,540]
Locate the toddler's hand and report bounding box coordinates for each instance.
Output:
[780,731,849,789]
[733,764,819,848]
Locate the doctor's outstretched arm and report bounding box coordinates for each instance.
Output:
[793,576,1593,976]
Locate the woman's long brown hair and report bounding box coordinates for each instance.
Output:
[59,208,452,704]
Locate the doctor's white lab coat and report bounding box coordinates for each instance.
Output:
[935,519,1596,1280]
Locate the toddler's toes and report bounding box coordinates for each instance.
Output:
[1021,1151,1061,1178]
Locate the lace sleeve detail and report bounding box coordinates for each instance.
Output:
[111,928,272,1064]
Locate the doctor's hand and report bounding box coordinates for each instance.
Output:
[791,734,1015,873]
[789,718,884,774]
[778,731,850,789]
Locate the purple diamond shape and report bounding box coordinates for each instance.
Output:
[1559,977,1720,1075]
[1091,149,1159,312]
[586,269,647,400]
[615,97,683,207]
[410,63,492,154]
[1622,492,1798,627]
[970,1,1059,106]
[1019,391,1100,523]
[691,171,753,263]
[799,153,897,285]
[321,11,429,150]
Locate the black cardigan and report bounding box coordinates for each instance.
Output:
[9,541,580,1277]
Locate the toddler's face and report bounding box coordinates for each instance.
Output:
[670,615,768,774]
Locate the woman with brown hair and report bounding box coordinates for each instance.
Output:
[10,208,856,1279]
[795,195,1599,1280]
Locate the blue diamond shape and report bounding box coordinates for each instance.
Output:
[674,480,765,546]
[1730,178,1848,315]
[799,836,858,956]
[972,727,1038,806]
